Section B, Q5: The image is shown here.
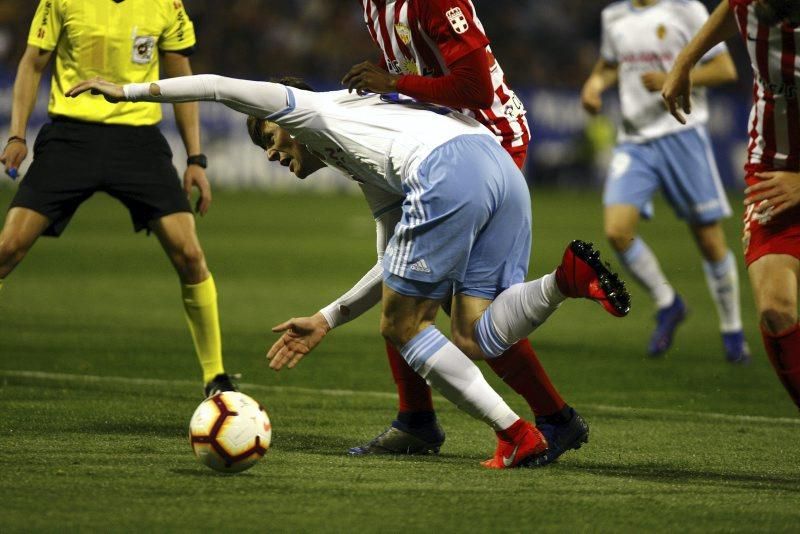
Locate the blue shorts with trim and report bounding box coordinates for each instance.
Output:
[383,134,531,300]
[603,126,731,224]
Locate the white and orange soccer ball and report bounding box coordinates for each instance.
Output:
[189,391,272,473]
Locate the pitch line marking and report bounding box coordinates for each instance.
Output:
[2,369,799,426]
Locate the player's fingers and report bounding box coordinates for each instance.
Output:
[347,74,363,94]
[744,190,774,205]
[754,172,777,180]
[271,319,296,333]
[666,97,686,125]
[66,80,95,97]
[286,352,305,369]
[770,201,790,218]
[267,335,290,361]
[681,91,692,115]
[341,65,362,85]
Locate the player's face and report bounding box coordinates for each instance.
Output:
[755,0,800,25]
[259,122,325,179]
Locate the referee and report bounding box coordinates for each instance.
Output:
[0,0,235,397]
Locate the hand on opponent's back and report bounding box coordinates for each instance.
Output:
[65,77,126,103]
[342,61,400,95]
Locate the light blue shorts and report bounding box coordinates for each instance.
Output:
[603,126,731,224]
[383,134,531,301]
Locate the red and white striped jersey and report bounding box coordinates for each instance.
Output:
[360,0,530,157]
[731,0,800,171]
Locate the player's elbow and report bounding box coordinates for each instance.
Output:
[471,90,495,110]
[715,55,739,84]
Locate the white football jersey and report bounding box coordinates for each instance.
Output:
[268,88,495,199]
[601,0,727,142]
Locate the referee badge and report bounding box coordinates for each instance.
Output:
[132,36,156,64]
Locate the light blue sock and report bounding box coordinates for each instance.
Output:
[616,236,675,309]
[702,251,742,333]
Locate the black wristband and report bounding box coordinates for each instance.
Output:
[7,136,26,145]
[187,154,208,169]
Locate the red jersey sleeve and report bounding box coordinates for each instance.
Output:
[418,0,490,65]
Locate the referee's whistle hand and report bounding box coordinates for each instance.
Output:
[66,77,125,103]
[0,143,27,179]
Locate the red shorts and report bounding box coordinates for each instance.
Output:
[743,172,800,266]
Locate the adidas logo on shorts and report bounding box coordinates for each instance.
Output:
[409,259,431,274]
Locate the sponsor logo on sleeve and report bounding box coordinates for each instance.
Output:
[446,7,469,34]
[36,0,53,39]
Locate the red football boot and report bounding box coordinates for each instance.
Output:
[481,420,548,469]
[555,240,631,317]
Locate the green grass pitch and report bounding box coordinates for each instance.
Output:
[0,188,798,532]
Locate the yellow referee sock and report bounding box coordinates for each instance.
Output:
[182,274,225,384]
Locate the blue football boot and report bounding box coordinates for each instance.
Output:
[530,407,589,467]
[722,330,751,365]
[648,295,687,357]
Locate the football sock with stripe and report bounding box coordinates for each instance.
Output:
[182,274,225,384]
[385,340,436,414]
[702,251,743,333]
[617,236,675,309]
[474,274,565,358]
[401,326,519,431]
[761,323,800,410]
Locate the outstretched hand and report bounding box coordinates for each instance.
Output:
[266,313,331,371]
[341,61,400,95]
[65,77,126,103]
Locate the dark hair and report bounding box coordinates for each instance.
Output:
[755,0,799,25]
[246,77,315,149]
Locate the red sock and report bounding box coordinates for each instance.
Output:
[385,340,434,413]
[761,323,800,410]
[496,418,527,441]
[486,338,566,417]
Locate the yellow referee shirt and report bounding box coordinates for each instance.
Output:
[27,0,196,126]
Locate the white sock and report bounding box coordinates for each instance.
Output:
[618,236,675,309]
[474,273,565,358]
[401,326,519,430]
[703,251,742,333]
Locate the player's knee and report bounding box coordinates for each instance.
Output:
[0,233,31,267]
[380,313,413,348]
[451,330,483,360]
[760,306,797,335]
[604,225,634,252]
[171,242,206,270]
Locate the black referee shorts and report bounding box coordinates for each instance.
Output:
[10,117,192,237]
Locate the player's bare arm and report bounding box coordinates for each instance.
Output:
[662,1,739,124]
[1,46,52,179]
[267,313,331,371]
[342,61,400,95]
[745,171,800,220]
[581,58,619,114]
[641,52,736,93]
[162,52,212,216]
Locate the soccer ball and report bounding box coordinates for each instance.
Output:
[189,391,272,473]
